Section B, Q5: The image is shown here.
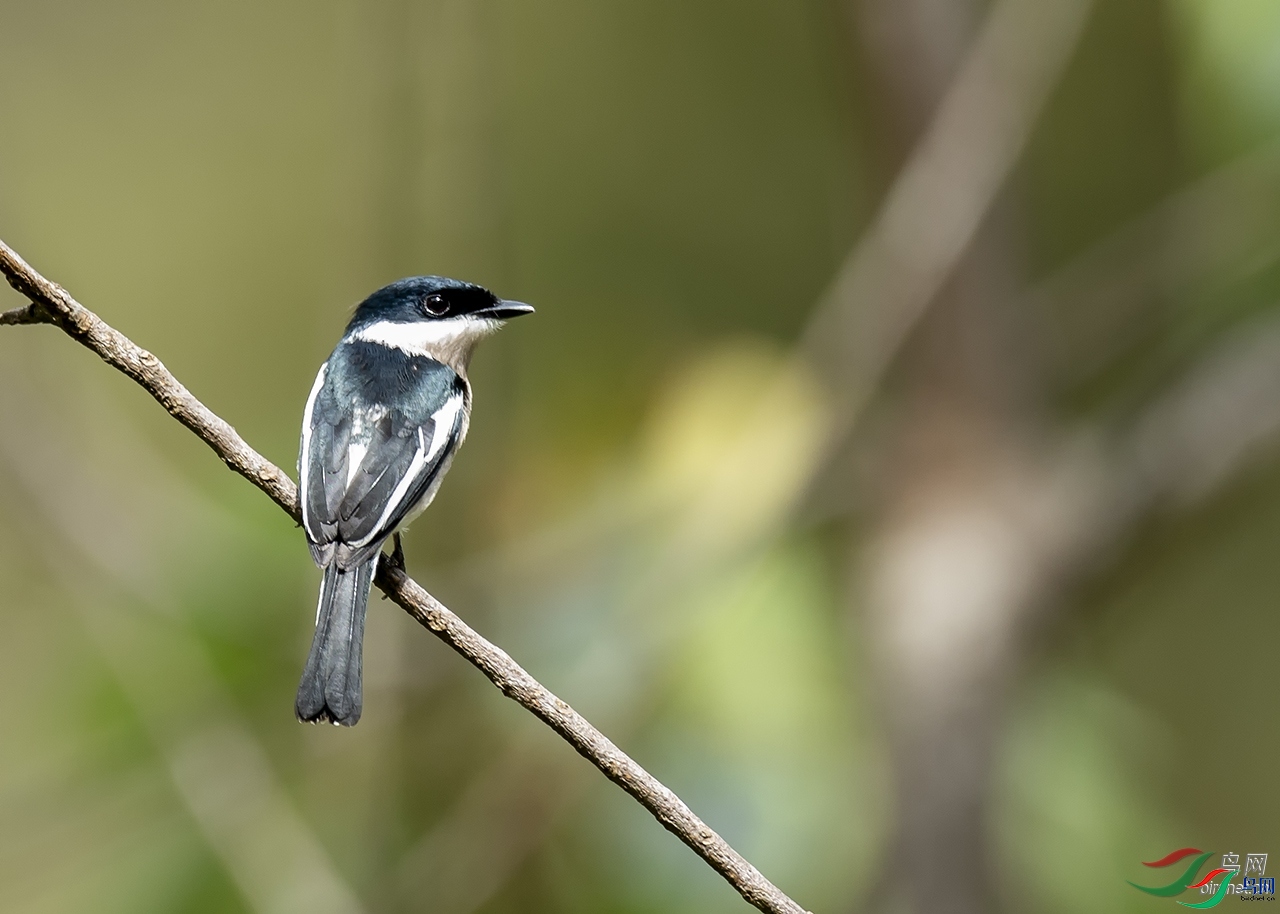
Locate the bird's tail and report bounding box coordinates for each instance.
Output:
[296,560,375,726]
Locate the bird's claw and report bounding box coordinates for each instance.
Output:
[387,532,406,572]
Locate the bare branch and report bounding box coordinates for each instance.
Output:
[0,237,811,914]
[0,302,50,325]
[0,240,299,518]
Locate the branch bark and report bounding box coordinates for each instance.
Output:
[0,237,811,914]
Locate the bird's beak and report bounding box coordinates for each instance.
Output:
[478,300,535,320]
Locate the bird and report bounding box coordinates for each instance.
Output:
[295,276,533,726]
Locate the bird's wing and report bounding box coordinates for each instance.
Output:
[301,346,466,565]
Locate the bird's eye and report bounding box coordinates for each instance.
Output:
[424,294,449,316]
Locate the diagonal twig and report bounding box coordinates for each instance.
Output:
[1,303,47,324]
[0,237,811,914]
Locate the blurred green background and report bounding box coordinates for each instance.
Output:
[1,1,1278,913]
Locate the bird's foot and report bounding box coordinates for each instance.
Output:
[387,532,406,572]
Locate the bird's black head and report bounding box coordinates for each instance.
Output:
[348,276,533,329]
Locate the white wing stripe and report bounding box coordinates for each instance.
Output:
[346,442,368,487]
[299,362,328,534]
[348,393,464,549]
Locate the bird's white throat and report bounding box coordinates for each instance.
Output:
[352,316,500,353]
[351,316,501,373]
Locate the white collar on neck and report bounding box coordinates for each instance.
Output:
[350,316,499,357]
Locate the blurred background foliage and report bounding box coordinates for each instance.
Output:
[1,1,1278,913]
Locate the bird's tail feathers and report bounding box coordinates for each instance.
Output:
[295,560,374,726]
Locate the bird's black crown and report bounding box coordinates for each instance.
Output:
[349,276,501,328]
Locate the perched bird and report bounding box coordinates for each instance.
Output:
[296,277,533,725]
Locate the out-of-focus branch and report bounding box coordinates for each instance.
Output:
[934,315,1280,657]
[820,2,1093,913]
[0,238,810,914]
[987,319,1280,605]
[1027,139,1280,389]
[801,0,1093,441]
[1110,314,1280,521]
[394,736,574,914]
[0,401,367,914]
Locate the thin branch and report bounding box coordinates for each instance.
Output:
[0,237,810,914]
[0,302,49,325]
[0,242,298,518]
